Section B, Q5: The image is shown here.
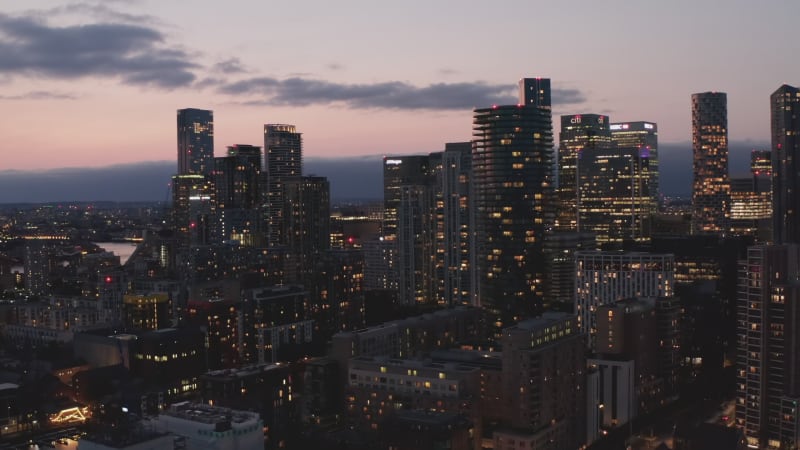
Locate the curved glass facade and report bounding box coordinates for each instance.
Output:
[472,104,554,331]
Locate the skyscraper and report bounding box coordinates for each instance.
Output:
[382,155,432,305]
[752,149,772,182]
[395,183,433,305]
[610,121,659,207]
[214,145,262,246]
[472,78,554,331]
[691,92,730,235]
[383,156,431,241]
[264,124,303,247]
[439,142,473,307]
[173,109,215,315]
[730,178,771,239]
[557,114,611,231]
[577,145,653,244]
[177,108,214,176]
[771,84,800,244]
[282,176,330,285]
[379,144,474,307]
[735,244,800,448]
[382,149,474,307]
[172,174,216,248]
[518,77,551,108]
[730,151,772,240]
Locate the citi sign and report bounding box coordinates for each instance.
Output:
[570,115,606,124]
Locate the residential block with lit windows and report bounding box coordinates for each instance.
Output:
[574,251,674,342]
[735,245,800,449]
[345,356,482,450]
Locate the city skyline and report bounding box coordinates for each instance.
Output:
[0,140,776,204]
[0,1,797,171]
[1,56,797,449]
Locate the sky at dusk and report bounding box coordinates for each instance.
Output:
[0,0,797,171]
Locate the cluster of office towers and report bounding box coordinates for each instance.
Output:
[172,113,329,285]
[380,80,800,448]
[380,78,664,330]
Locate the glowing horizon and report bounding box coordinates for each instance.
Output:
[0,1,795,171]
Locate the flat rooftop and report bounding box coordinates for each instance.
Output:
[164,402,258,425]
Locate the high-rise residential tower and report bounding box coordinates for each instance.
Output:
[172,174,215,248]
[735,244,800,448]
[611,121,659,207]
[214,145,263,246]
[472,78,554,332]
[173,109,215,308]
[557,114,612,231]
[264,124,303,247]
[177,108,214,176]
[282,176,331,284]
[383,156,431,241]
[382,155,432,305]
[691,92,730,235]
[771,84,800,244]
[381,145,473,307]
[439,142,473,307]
